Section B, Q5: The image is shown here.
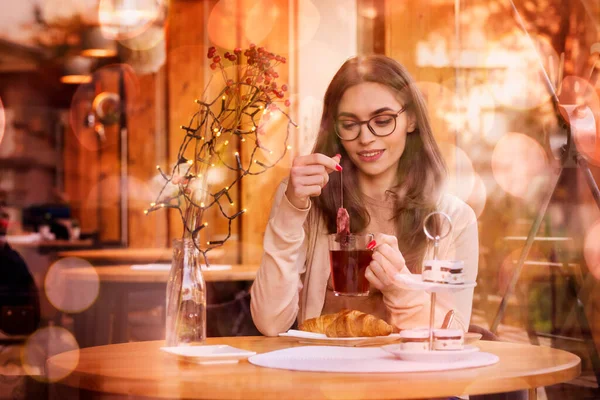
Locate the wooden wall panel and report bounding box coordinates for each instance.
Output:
[166,0,213,243]
[64,85,100,235]
[127,67,168,248]
[95,68,122,244]
[240,0,294,264]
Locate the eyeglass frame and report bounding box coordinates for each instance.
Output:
[333,106,409,141]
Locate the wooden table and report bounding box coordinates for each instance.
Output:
[56,247,224,265]
[64,264,259,348]
[47,337,581,400]
[63,264,259,283]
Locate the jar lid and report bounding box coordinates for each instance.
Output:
[399,328,429,339]
[432,329,463,338]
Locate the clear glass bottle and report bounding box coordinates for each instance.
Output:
[165,238,206,346]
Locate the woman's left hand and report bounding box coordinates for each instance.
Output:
[364,233,409,292]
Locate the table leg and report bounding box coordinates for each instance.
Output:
[112,285,129,343]
[93,283,115,346]
[528,387,537,399]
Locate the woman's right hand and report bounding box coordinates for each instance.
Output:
[285,153,342,209]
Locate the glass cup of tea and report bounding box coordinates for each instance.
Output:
[327,233,374,296]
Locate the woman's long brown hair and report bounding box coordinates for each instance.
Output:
[311,55,447,271]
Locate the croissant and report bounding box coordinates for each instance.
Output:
[298,312,339,334]
[299,309,394,338]
[325,310,393,337]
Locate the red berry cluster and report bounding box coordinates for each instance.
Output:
[206,44,291,108]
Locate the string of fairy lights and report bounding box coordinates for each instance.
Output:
[145,45,297,265]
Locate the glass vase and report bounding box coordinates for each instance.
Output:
[165,238,207,346]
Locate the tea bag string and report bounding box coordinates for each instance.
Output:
[339,169,343,209]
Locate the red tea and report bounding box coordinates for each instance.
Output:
[329,249,372,296]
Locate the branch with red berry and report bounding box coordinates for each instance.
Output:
[146,44,296,265]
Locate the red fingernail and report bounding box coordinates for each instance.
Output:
[335,153,341,158]
[335,164,343,172]
[367,240,377,250]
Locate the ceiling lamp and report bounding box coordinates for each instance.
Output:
[80,26,118,58]
[98,0,164,40]
[60,56,93,84]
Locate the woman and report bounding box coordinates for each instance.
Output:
[251,55,478,336]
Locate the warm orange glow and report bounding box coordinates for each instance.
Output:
[80,48,118,58]
[45,257,99,313]
[491,132,548,199]
[60,75,93,84]
[584,219,600,280]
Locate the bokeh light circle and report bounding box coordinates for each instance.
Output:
[438,142,476,202]
[491,132,549,199]
[22,326,79,383]
[99,0,163,40]
[44,257,99,313]
[584,219,600,280]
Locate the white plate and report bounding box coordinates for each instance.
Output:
[381,344,480,363]
[279,330,401,347]
[160,345,256,364]
[393,273,477,292]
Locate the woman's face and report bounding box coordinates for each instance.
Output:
[337,82,415,184]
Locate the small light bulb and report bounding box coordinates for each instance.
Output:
[251,126,256,132]
[150,202,156,207]
[187,159,193,165]
[222,95,226,100]
[204,222,208,227]
[144,210,148,215]
[211,163,215,167]
[241,138,246,142]
[287,145,292,150]
[224,140,229,145]
[243,208,247,213]
[235,152,239,156]
[156,165,160,170]
[194,99,200,104]
[201,202,205,207]
[213,128,219,133]
[230,202,235,206]
[225,186,229,190]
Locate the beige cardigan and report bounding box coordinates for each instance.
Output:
[250,180,479,336]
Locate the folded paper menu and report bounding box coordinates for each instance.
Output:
[130,264,232,271]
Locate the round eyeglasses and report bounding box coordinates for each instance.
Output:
[334,107,407,141]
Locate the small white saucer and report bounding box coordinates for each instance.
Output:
[393,274,477,292]
[160,345,256,365]
[381,344,480,363]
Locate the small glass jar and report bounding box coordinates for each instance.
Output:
[165,238,207,346]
